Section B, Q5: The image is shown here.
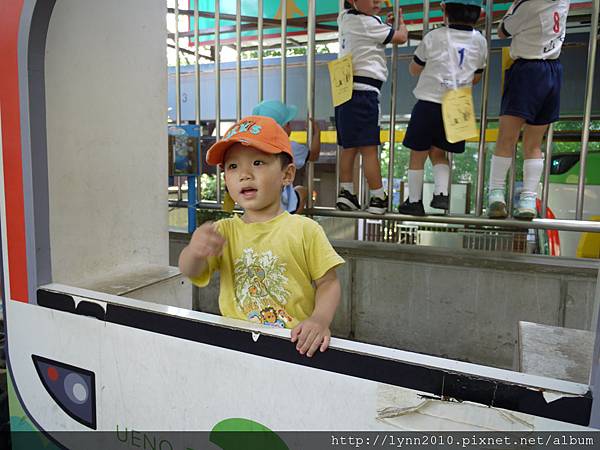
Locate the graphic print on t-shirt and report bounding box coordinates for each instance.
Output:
[233,248,293,328]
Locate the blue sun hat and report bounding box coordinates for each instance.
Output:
[443,0,483,7]
[252,100,298,127]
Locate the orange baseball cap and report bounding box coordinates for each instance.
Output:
[206,115,293,166]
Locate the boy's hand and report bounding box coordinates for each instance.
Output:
[188,221,226,258]
[397,8,405,25]
[291,315,331,357]
[386,12,394,26]
[308,117,320,133]
[387,8,404,27]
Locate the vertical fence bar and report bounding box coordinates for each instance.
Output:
[174,1,183,203]
[281,0,287,101]
[507,151,517,214]
[335,0,344,199]
[423,0,430,35]
[189,0,201,232]
[174,1,181,126]
[475,0,493,215]
[387,0,400,211]
[236,0,242,121]
[258,0,264,101]
[541,124,554,218]
[447,153,453,212]
[576,0,599,220]
[215,0,222,204]
[307,0,316,208]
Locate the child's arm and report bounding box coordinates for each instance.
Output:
[473,73,483,84]
[307,118,321,162]
[178,222,226,279]
[290,268,341,357]
[409,61,424,77]
[389,8,408,45]
[497,25,509,40]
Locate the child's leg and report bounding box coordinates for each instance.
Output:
[357,145,387,214]
[490,115,525,191]
[429,148,449,196]
[408,149,429,202]
[336,147,361,210]
[488,115,525,218]
[339,147,358,193]
[398,149,428,216]
[514,123,547,220]
[357,145,383,194]
[521,123,546,193]
[294,185,308,215]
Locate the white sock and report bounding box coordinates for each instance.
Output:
[340,182,354,194]
[523,158,544,194]
[489,155,513,190]
[408,169,424,203]
[433,164,450,195]
[370,187,385,199]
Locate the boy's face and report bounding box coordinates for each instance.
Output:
[223,143,295,215]
[353,0,383,15]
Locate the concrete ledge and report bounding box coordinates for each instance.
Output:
[332,239,600,276]
[75,263,192,310]
[517,321,594,384]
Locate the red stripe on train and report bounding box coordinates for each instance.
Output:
[0,0,29,303]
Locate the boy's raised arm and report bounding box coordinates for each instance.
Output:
[178,222,225,280]
[389,8,408,45]
[291,268,341,357]
[308,118,321,162]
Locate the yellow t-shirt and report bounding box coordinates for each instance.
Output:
[190,212,344,329]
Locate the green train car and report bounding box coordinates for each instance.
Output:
[547,151,600,257]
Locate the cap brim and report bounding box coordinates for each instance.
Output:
[285,104,298,125]
[206,136,290,166]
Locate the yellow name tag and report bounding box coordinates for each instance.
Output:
[501,47,514,92]
[441,86,478,144]
[328,54,353,107]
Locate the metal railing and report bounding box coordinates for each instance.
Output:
[168,0,600,235]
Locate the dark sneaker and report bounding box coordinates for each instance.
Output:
[367,194,388,215]
[430,193,449,210]
[336,189,360,211]
[398,198,425,216]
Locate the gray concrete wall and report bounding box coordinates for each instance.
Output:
[45,0,168,285]
[170,231,599,370]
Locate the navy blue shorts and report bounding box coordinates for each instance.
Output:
[402,100,466,154]
[501,59,562,125]
[335,90,381,148]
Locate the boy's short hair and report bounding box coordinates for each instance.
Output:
[444,2,482,25]
[344,1,352,9]
[278,152,294,168]
[206,115,294,166]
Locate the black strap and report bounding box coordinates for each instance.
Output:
[354,76,383,90]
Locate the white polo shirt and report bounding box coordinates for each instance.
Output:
[338,9,394,92]
[500,0,570,60]
[412,25,487,104]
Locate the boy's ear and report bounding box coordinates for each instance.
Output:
[282,163,296,185]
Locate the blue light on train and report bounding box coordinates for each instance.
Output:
[32,355,97,429]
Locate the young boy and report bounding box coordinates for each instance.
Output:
[178,116,344,357]
[488,0,569,220]
[399,0,487,216]
[335,0,408,214]
[252,99,321,214]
